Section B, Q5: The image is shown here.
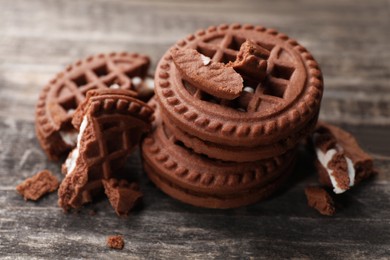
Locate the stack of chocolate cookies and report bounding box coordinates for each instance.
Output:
[142,24,324,208]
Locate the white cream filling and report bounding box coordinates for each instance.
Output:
[132,77,142,87]
[200,54,211,65]
[346,157,355,186]
[64,116,88,175]
[315,147,356,194]
[143,78,154,90]
[59,130,78,146]
[243,86,255,93]
[109,83,120,89]
[67,109,75,115]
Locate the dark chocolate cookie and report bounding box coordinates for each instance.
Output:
[161,110,318,162]
[36,52,152,160]
[141,98,296,208]
[58,89,153,211]
[155,24,323,148]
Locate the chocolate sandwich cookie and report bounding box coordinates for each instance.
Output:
[36,52,153,160]
[313,122,376,194]
[102,179,143,217]
[155,24,323,148]
[161,110,318,162]
[142,99,296,208]
[58,89,153,211]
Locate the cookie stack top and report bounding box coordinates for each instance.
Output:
[154,24,323,162]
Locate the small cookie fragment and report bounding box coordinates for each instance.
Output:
[304,187,335,216]
[107,235,124,250]
[102,179,143,216]
[228,40,269,81]
[313,122,376,194]
[171,48,243,100]
[16,170,59,201]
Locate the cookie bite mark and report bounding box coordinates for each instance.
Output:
[304,186,335,216]
[171,48,243,100]
[227,40,269,82]
[16,170,59,201]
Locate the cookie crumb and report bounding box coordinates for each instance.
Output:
[16,170,59,201]
[304,186,335,216]
[107,235,124,250]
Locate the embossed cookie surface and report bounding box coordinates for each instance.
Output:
[58,89,153,211]
[171,48,243,100]
[155,24,323,147]
[36,52,151,160]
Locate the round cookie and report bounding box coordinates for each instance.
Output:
[36,52,152,160]
[154,24,323,148]
[161,110,318,162]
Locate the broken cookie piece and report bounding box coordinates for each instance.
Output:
[107,235,124,250]
[171,48,243,100]
[16,170,59,201]
[313,122,376,194]
[102,179,143,216]
[228,40,269,82]
[304,186,335,216]
[58,89,153,211]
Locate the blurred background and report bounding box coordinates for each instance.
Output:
[0,0,388,126]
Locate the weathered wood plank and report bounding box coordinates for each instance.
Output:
[0,120,389,258]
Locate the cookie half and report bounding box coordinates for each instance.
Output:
[58,89,153,211]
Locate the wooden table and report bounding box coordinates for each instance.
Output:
[1,0,389,258]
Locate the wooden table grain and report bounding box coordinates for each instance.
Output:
[0,0,389,259]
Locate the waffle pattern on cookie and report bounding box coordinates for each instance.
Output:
[58,90,153,210]
[36,52,150,160]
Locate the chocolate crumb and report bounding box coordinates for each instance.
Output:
[16,170,59,201]
[107,235,124,250]
[304,186,335,216]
